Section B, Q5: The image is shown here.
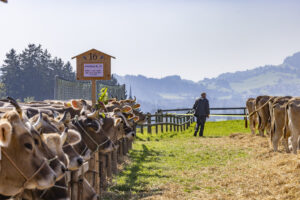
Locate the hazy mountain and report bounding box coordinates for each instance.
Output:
[115,52,300,113]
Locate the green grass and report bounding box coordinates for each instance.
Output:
[104,120,249,199]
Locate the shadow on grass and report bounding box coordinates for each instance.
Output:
[103,144,167,200]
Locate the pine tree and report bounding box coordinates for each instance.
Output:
[1,49,22,98]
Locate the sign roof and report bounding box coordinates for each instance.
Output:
[72,48,116,59]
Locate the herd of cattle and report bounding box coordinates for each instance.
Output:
[0,97,145,199]
[246,95,300,154]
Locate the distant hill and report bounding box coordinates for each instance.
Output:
[115,52,300,113]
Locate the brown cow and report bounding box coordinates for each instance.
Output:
[283,97,300,154]
[270,96,292,152]
[246,98,258,134]
[255,95,272,136]
[0,110,57,196]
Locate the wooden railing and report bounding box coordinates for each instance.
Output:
[139,113,195,134]
[139,107,248,134]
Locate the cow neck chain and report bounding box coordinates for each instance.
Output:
[74,117,110,154]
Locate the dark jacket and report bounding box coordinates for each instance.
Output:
[193,97,210,117]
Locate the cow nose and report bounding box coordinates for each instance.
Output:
[77,157,83,166]
[61,165,66,173]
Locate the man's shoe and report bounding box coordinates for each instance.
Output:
[194,134,197,137]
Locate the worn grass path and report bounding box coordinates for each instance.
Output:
[103,120,300,200]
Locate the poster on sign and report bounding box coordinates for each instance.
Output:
[84,63,104,77]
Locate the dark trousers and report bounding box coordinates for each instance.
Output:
[194,116,206,136]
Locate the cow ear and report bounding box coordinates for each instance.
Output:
[71,100,81,110]
[132,104,140,109]
[133,116,139,122]
[66,129,81,145]
[114,118,121,127]
[0,121,12,147]
[121,106,132,113]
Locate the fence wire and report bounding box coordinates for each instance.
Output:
[54,76,126,101]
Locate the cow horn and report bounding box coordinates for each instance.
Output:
[7,96,22,117]
[87,110,98,119]
[133,96,136,102]
[86,120,101,133]
[116,112,132,128]
[59,111,69,123]
[51,110,59,118]
[33,112,43,130]
[80,104,88,116]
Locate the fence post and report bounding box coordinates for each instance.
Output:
[106,153,112,180]
[173,115,176,132]
[99,153,107,192]
[147,113,152,134]
[165,115,168,132]
[112,148,118,175]
[176,116,179,132]
[141,124,144,134]
[161,114,164,133]
[170,115,173,132]
[244,108,248,128]
[180,117,183,132]
[117,140,123,163]
[155,113,158,134]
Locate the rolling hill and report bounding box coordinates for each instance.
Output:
[115,52,300,113]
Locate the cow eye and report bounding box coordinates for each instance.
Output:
[34,138,39,145]
[24,143,33,150]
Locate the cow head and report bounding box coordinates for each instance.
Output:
[0,110,57,196]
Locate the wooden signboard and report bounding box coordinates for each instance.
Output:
[72,49,115,105]
[72,49,115,81]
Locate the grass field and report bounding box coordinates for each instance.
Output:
[103,120,300,200]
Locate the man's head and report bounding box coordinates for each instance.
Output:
[201,92,206,99]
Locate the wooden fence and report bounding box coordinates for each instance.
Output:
[62,138,133,200]
[139,107,248,134]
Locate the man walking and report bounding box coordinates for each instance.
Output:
[193,92,210,137]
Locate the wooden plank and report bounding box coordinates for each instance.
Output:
[159,107,246,112]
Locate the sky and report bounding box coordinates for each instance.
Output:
[1,0,300,82]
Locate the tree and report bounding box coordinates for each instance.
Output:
[1,49,22,98]
[1,44,76,100]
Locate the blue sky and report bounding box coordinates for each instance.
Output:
[1,0,300,81]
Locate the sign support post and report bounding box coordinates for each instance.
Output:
[92,80,96,105]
